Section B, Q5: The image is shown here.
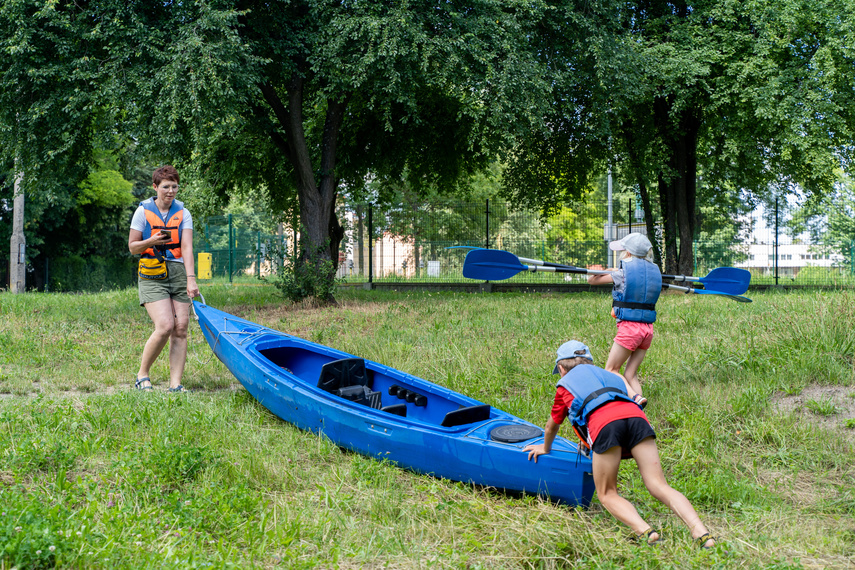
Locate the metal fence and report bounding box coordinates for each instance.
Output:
[337,199,855,287]
[198,214,287,282]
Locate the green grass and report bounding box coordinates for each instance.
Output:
[1,286,854,568]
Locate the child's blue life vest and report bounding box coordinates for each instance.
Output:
[556,364,634,428]
[612,258,662,323]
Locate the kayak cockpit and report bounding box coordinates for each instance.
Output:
[256,344,492,428]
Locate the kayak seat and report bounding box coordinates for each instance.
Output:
[319,358,382,410]
[381,403,407,417]
[441,404,491,427]
[335,384,383,409]
[318,358,373,392]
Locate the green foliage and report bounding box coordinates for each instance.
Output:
[270,239,338,304]
[504,0,855,274]
[789,171,855,270]
[0,489,68,569]
[805,397,840,417]
[2,288,855,567]
[0,0,97,192]
[47,255,136,292]
[77,170,135,210]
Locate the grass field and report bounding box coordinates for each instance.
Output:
[1,285,854,569]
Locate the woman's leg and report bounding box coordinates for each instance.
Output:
[167,300,191,388]
[631,438,714,546]
[137,299,177,387]
[593,446,654,538]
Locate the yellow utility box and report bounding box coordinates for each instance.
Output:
[198,252,213,280]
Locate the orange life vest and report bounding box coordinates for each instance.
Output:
[140,198,184,260]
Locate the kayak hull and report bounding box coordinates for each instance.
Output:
[194,301,594,506]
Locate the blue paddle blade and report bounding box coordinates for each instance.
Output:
[690,288,752,303]
[698,267,751,295]
[463,250,527,280]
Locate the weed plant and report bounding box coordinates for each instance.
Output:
[0,286,853,568]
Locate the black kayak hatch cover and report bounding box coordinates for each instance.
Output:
[490,424,543,443]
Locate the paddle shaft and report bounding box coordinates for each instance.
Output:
[519,256,717,283]
[466,259,752,302]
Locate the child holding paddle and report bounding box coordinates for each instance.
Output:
[586,233,662,407]
[523,340,718,549]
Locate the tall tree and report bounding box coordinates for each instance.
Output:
[504,0,855,274]
[97,0,551,300]
[0,1,111,290]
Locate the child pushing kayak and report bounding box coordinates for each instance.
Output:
[524,340,718,549]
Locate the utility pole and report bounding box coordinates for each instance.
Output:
[9,171,25,293]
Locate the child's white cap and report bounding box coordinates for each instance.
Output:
[609,233,652,257]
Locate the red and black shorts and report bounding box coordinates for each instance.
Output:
[592,417,656,457]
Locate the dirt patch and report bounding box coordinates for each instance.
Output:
[771,385,855,444]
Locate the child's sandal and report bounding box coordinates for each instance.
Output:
[633,394,648,410]
[695,532,716,549]
[634,528,662,545]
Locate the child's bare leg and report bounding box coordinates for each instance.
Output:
[605,341,641,398]
[632,439,715,546]
[622,348,648,396]
[593,446,657,539]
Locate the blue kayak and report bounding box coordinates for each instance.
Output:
[193,301,594,506]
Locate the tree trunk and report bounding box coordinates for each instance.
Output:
[653,95,700,275]
[622,130,663,267]
[260,75,351,301]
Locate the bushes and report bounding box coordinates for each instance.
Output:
[47,255,136,292]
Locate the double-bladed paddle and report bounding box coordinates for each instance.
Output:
[516,255,750,295]
[456,247,750,295]
[463,249,752,303]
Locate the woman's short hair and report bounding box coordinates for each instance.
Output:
[152,165,180,186]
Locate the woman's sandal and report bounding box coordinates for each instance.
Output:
[695,532,717,549]
[134,376,153,391]
[633,394,648,410]
[167,385,187,393]
[634,528,662,545]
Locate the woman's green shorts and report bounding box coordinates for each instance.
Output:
[138,261,191,306]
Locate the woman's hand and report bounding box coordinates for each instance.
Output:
[186,276,200,300]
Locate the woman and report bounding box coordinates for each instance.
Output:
[524,340,717,549]
[128,165,199,392]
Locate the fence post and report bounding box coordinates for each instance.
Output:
[228,213,234,284]
[774,198,779,286]
[628,197,632,234]
[485,199,490,249]
[368,203,373,284]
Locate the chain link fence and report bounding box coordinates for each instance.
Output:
[197,214,287,282]
[337,199,855,287]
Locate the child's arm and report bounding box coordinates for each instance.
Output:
[523,417,560,463]
[587,272,615,285]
